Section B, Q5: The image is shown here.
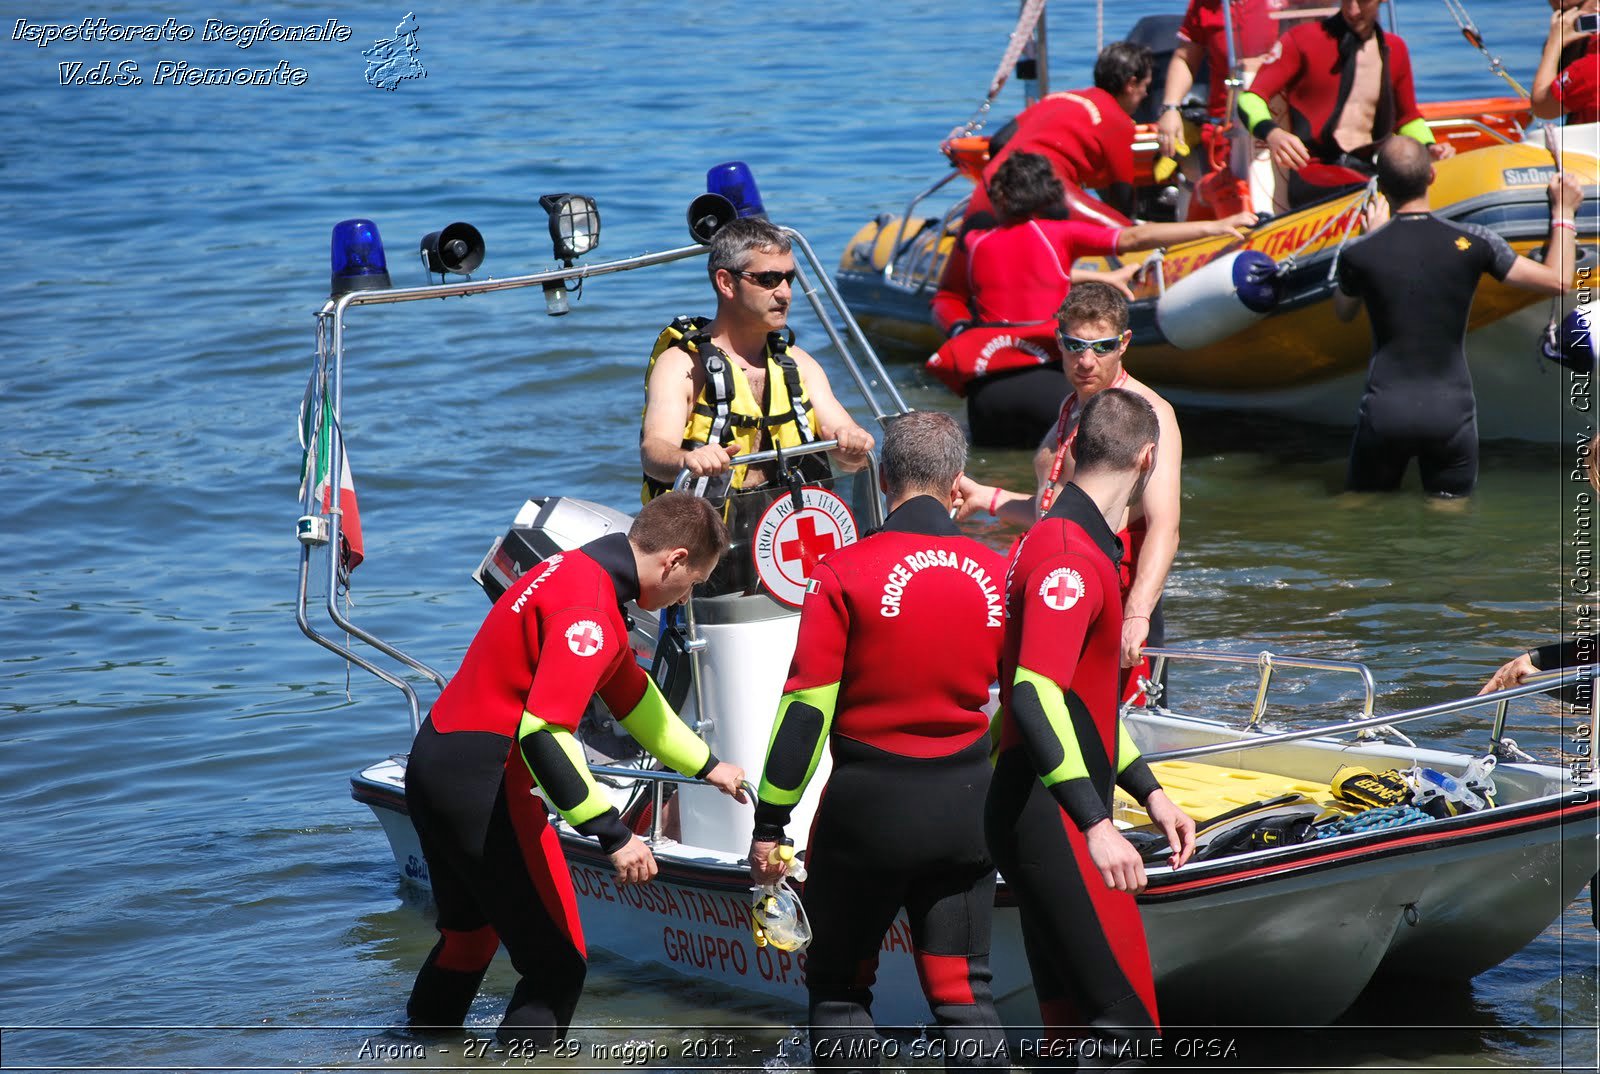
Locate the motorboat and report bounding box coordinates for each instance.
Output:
[834,2,1600,443]
[296,187,1599,1032]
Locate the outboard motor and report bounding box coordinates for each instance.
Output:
[1154,249,1281,349]
[475,495,634,602]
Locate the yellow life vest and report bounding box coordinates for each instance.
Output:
[642,316,821,502]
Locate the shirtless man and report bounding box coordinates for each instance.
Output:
[641,217,873,498]
[1237,0,1453,208]
[960,282,1181,687]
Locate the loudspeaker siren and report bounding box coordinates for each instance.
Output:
[687,193,738,245]
[419,221,485,276]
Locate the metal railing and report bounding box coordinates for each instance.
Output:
[884,171,962,286]
[1144,646,1377,730]
[1141,658,1597,767]
[588,765,760,850]
[298,225,906,723]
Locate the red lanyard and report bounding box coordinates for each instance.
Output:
[1038,370,1127,515]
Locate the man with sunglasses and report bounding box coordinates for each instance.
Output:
[960,284,1182,706]
[641,217,873,502]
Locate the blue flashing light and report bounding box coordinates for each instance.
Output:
[330,218,392,296]
[706,161,766,219]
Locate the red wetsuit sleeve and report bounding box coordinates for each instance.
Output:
[1104,112,1135,189]
[1244,27,1304,132]
[1011,550,1116,829]
[1058,220,1122,259]
[755,564,849,837]
[1017,552,1104,691]
[931,235,974,333]
[1387,36,1422,131]
[783,563,850,693]
[1177,0,1204,44]
[524,604,623,732]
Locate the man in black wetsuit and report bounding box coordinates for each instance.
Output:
[1333,135,1580,496]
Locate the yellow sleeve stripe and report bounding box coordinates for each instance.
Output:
[1396,117,1436,146]
[1237,91,1273,133]
[516,711,613,827]
[757,681,839,808]
[1012,665,1090,789]
[617,676,712,778]
[1115,720,1143,775]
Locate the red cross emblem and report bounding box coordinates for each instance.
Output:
[565,619,605,657]
[778,514,839,574]
[1039,568,1084,611]
[752,489,858,608]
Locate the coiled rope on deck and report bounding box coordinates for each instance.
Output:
[1315,805,1432,838]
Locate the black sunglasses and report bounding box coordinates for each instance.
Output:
[732,268,798,289]
[1057,330,1127,356]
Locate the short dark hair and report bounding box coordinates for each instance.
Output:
[631,491,728,567]
[706,217,792,282]
[1375,135,1432,205]
[1060,281,1130,335]
[881,411,967,498]
[1074,388,1159,474]
[988,151,1065,225]
[1093,41,1154,95]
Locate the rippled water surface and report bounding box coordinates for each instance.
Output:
[1,2,1596,1070]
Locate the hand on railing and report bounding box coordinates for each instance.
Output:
[704,761,747,802]
[671,438,840,493]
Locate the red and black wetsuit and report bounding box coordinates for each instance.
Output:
[968,87,1138,221]
[1243,14,1424,206]
[985,483,1166,1056]
[1245,15,1423,162]
[406,532,718,1045]
[1335,213,1517,495]
[755,495,1009,1070]
[931,218,1122,448]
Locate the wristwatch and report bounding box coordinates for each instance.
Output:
[1159,103,1182,114]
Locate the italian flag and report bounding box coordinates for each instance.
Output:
[299,379,365,573]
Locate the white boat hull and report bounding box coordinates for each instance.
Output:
[351,713,1600,1027]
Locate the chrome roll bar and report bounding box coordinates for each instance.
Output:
[298,227,905,721]
[1141,658,1597,766]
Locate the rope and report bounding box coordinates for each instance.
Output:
[947,0,1049,141]
[1267,179,1375,279]
[1439,0,1530,99]
[1495,736,1538,763]
[1315,805,1432,838]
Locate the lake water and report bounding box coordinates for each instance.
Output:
[1,1,1596,1071]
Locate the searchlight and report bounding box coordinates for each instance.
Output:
[537,194,601,316]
